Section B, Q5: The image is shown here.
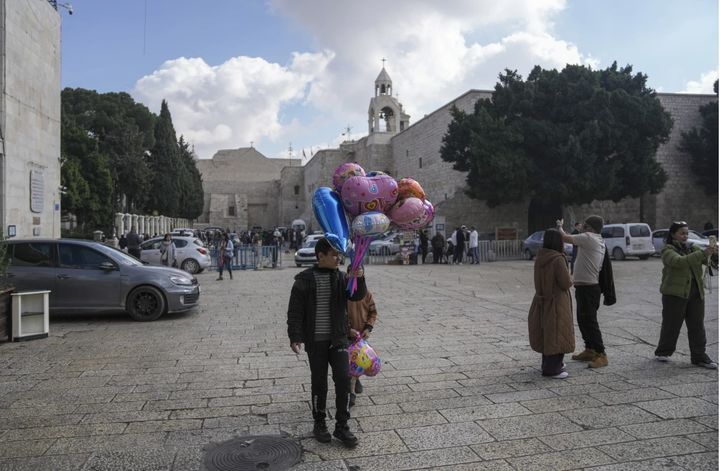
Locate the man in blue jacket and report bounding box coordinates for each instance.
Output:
[287,238,367,448]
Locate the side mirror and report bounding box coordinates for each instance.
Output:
[99,261,116,271]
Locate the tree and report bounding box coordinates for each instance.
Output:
[146,100,181,216]
[680,80,718,195]
[440,63,673,231]
[177,137,205,219]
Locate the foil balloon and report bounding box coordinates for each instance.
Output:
[351,212,390,237]
[366,170,387,177]
[369,173,399,211]
[388,197,425,226]
[397,199,435,230]
[312,187,350,253]
[333,163,366,193]
[397,178,426,201]
[347,337,382,377]
[340,175,383,217]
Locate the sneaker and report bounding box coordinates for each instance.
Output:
[693,359,718,369]
[333,425,359,448]
[551,371,569,379]
[312,421,331,443]
[355,379,363,394]
[655,355,671,362]
[349,393,356,408]
[216,277,223,281]
[571,349,596,362]
[588,352,608,369]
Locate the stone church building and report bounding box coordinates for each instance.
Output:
[196,67,717,237]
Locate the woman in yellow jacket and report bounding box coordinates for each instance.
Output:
[655,221,718,368]
[347,290,378,406]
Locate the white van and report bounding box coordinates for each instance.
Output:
[600,223,655,260]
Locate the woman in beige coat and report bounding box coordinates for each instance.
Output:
[528,229,575,378]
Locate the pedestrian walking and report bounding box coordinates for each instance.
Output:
[528,229,575,378]
[346,290,378,406]
[216,233,234,280]
[419,230,429,264]
[126,227,141,259]
[159,233,176,267]
[287,238,367,448]
[654,221,718,368]
[454,225,466,264]
[431,232,444,264]
[558,216,608,368]
[469,226,479,264]
[118,233,128,252]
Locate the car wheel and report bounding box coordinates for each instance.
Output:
[612,247,625,261]
[524,249,533,260]
[638,254,650,260]
[127,286,166,321]
[181,258,200,274]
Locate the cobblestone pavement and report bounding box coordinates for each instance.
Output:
[0,257,717,470]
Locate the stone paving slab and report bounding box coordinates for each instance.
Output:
[0,257,716,470]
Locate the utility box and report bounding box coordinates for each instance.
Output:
[11,290,50,341]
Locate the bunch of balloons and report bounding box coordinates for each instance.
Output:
[312,162,435,294]
[347,335,382,377]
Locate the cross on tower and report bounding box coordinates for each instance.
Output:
[381,57,386,68]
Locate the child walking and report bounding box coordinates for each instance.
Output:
[287,238,367,448]
[347,290,378,406]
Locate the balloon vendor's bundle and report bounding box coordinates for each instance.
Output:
[312,162,435,295]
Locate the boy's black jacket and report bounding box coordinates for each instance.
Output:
[287,266,367,352]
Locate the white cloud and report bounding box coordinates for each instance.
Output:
[132,51,334,159]
[683,70,718,94]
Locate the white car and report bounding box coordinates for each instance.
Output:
[140,236,211,274]
[303,232,325,245]
[369,234,401,255]
[295,240,318,267]
[600,223,655,260]
[652,229,710,254]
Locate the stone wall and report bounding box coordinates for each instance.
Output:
[1,0,62,238]
[279,166,305,227]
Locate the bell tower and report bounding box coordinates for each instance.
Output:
[368,60,410,135]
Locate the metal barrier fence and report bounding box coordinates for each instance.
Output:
[359,240,526,265]
[210,245,282,270]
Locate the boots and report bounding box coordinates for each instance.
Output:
[312,420,331,443]
[333,423,358,448]
[312,410,331,443]
[588,352,608,368]
[571,349,596,362]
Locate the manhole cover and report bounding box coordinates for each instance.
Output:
[204,436,302,471]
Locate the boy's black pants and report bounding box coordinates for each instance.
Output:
[308,340,351,425]
[575,284,605,354]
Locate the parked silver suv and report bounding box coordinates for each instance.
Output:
[5,239,200,321]
[140,235,210,274]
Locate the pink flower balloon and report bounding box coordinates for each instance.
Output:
[341,175,398,217]
[388,197,425,225]
[333,163,366,193]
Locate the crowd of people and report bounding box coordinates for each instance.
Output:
[286,215,718,449]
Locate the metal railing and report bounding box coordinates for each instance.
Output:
[210,245,282,270]
[356,240,526,265]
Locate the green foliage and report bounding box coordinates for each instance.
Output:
[441,63,673,209]
[61,90,205,228]
[680,80,718,195]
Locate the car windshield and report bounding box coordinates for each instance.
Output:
[689,230,707,240]
[95,244,144,266]
[304,240,317,248]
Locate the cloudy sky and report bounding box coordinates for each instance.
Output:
[60,0,718,162]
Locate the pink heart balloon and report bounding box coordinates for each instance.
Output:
[388,197,424,225]
[341,175,383,218]
[333,163,366,193]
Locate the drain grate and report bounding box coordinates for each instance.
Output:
[203,435,302,471]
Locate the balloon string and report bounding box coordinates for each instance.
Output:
[347,234,371,295]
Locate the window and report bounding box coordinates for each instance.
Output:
[602,227,625,238]
[228,206,236,216]
[172,239,188,248]
[58,244,112,270]
[294,185,300,195]
[11,243,54,267]
[419,157,423,169]
[630,225,650,237]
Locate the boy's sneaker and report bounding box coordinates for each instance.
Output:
[551,371,569,379]
[355,379,363,394]
[312,421,331,443]
[692,358,718,369]
[655,355,671,362]
[588,352,608,369]
[571,349,596,362]
[349,393,356,408]
[333,425,358,448]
